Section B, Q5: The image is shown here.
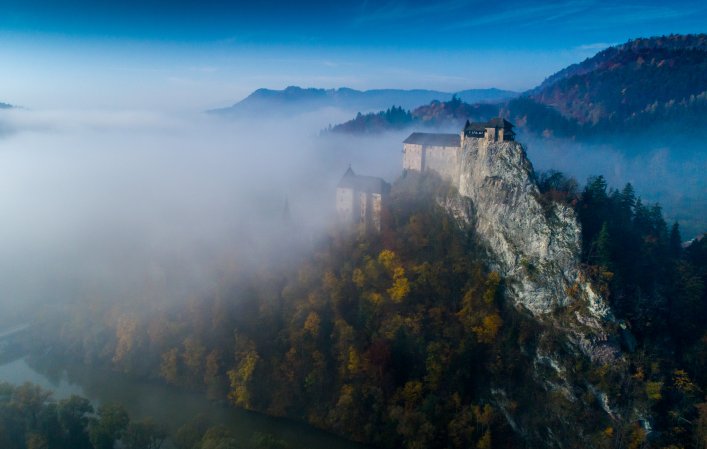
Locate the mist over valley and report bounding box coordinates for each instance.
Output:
[0,4,705,449]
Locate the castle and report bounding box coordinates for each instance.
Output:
[336,118,514,231]
[336,166,390,231]
[402,118,514,186]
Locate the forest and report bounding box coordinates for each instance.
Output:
[5,170,705,449]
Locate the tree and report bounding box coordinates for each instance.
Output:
[182,337,206,385]
[198,426,239,449]
[89,404,130,449]
[173,415,209,449]
[159,348,180,385]
[593,222,613,268]
[670,222,682,258]
[57,395,93,449]
[227,337,260,409]
[123,418,166,449]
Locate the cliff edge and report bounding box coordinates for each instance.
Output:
[458,138,609,322]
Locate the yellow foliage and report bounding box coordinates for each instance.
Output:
[473,404,494,427]
[347,346,361,375]
[603,426,614,438]
[476,430,492,449]
[227,350,260,409]
[337,384,355,409]
[646,381,663,401]
[401,381,423,409]
[627,424,646,449]
[632,366,645,381]
[673,369,697,395]
[378,249,398,271]
[113,314,139,365]
[472,313,503,344]
[483,272,501,304]
[159,347,180,385]
[322,271,338,292]
[304,311,321,337]
[367,292,384,306]
[352,268,365,289]
[388,268,410,303]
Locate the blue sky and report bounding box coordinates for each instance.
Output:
[0,0,705,110]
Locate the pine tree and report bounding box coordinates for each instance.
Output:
[669,222,682,258]
[594,222,613,268]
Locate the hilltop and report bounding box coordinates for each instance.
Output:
[528,34,707,133]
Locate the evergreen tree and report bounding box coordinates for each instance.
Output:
[669,222,682,258]
[594,222,613,269]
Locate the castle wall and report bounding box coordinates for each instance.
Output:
[404,143,460,186]
[358,192,368,226]
[337,187,385,232]
[485,127,498,142]
[403,143,424,171]
[423,145,461,186]
[336,187,355,224]
[371,193,383,232]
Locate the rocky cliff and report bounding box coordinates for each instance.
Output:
[457,138,608,320]
[446,138,639,445]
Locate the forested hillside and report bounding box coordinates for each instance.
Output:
[327,97,498,134]
[23,170,707,449]
[529,34,707,135]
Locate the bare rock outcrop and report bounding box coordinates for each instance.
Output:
[457,138,610,322]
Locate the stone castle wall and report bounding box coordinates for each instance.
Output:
[337,187,384,232]
[403,142,461,186]
[336,187,355,223]
[424,145,461,186]
[402,143,424,171]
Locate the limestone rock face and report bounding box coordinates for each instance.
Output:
[457,138,608,319]
[441,138,639,446]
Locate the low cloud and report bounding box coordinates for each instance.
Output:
[0,107,402,312]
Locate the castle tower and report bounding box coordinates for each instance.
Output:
[336,167,390,232]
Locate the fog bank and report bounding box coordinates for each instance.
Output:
[0,107,403,316]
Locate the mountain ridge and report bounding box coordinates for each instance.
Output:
[327,34,707,140]
[208,86,518,116]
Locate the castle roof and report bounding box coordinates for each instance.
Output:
[403,132,461,147]
[338,167,390,194]
[464,117,514,131]
[486,117,514,129]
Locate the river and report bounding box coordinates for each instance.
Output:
[0,353,369,449]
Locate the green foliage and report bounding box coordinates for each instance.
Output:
[89,404,129,449]
[123,418,166,449]
[0,383,137,449]
[330,106,416,134]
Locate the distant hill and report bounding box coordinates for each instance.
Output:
[527,34,707,135]
[0,102,12,109]
[208,86,518,117]
[330,34,707,141]
[327,97,500,134]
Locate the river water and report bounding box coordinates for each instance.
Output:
[0,353,368,449]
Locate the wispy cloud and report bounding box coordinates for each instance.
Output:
[351,0,707,35]
[442,0,594,31]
